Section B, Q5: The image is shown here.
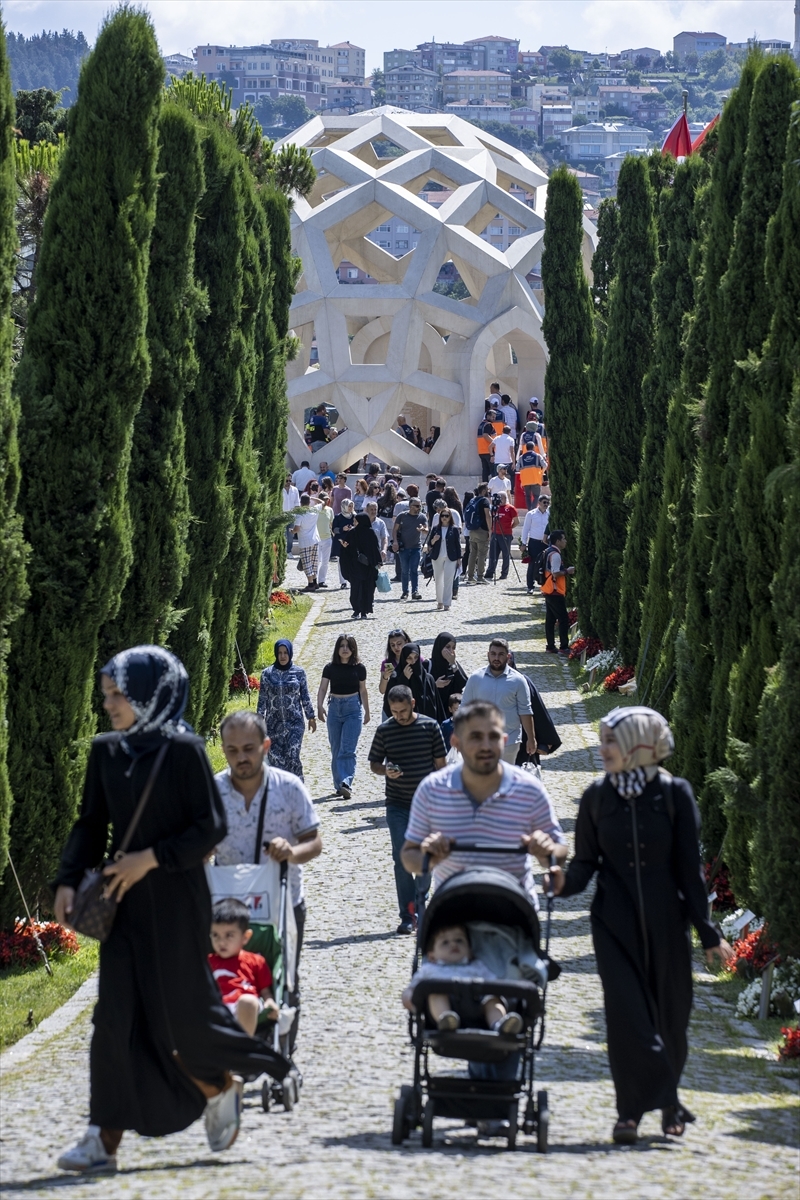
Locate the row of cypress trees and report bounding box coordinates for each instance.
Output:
[542,49,800,953]
[0,10,304,924]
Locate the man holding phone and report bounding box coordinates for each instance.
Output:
[368,686,447,934]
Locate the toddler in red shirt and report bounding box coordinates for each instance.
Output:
[209,898,278,1035]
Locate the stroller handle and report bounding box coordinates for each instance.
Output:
[450,842,529,853]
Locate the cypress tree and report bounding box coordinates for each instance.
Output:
[620,155,704,671]
[575,198,617,635]
[3,9,163,918]
[540,166,593,555]
[752,377,800,955]
[171,117,247,731]
[587,157,657,648]
[103,104,207,653]
[669,57,760,809]
[0,26,29,874]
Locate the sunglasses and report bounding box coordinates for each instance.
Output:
[388,629,406,638]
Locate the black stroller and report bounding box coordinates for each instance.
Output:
[391,846,555,1152]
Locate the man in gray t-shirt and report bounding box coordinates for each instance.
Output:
[460,638,536,764]
[392,498,428,599]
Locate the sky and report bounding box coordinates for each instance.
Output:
[3,0,796,68]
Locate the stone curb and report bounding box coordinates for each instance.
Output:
[0,972,98,1072]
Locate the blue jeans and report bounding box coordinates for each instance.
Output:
[326,695,362,790]
[385,803,416,920]
[398,547,421,595]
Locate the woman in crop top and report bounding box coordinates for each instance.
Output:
[317,635,370,800]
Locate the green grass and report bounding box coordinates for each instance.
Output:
[0,938,99,1050]
[566,656,637,725]
[206,595,312,774]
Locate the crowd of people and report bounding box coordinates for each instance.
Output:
[49,383,733,1174]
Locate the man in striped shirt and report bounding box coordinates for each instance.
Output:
[401,700,566,907]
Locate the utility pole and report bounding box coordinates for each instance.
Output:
[794,0,800,63]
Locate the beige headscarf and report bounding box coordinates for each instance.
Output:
[600,706,675,798]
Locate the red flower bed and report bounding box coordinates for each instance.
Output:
[603,665,635,692]
[270,590,293,607]
[704,861,736,910]
[568,609,578,626]
[779,1025,800,1060]
[729,925,780,978]
[0,920,80,969]
[229,670,259,693]
[568,636,603,661]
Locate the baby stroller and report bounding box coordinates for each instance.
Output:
[391,845,555,1152]
[206,858,302,1113]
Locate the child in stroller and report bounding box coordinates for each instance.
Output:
[209,898,279,1035]
[402,923,523,1035]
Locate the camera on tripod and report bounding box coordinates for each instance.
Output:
[490,493,501,515]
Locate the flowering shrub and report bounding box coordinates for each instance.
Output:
[779,1026,800,1060]
[603,665,636,692]
[720,909,763,943]
[229,670,259,693]
[735,960,800,1018]
[0,920,80,969]
[568,636,603,661]
[269,590,293,607]
[586,649,620,674]
[705,861,736,910]
[730,926,780,978]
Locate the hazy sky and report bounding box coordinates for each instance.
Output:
[4,0,796,68]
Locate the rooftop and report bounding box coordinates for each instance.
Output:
[328,42,364,50]
[465,35,519,43]
[675,30,726,39]
[445,69,513,77]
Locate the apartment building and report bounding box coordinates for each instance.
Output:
[195,43,328,108]
[572,95,600,121]
[729,37,791,54]
[445,100,513,123]
[618,46,661,64]
[541,103,574,142]
[325,82,373,113]
[559,120,651,163]
[384,63,438,111]
[416,41,483,73]
[673,31,726,59]
[525,83,569,112]
[518,50,547,72]
[383,38,519,78]
[163,52,196,78]
[464,35,520,71]
[267,39,338,78]
[598,85,667,124]
[329,42,366,84]
[443,70,512,103]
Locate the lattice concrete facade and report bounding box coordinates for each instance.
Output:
[279,107,596,476]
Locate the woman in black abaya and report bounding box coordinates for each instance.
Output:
[382,642,437,719]
[430,632,468,723]
[53,647,288,1175]
[552,707,733,1144]
[340,512,382,619]
[506,650,562,763]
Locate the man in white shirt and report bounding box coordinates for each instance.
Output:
[490,426,517,489]
[521,495,550,594]
[488,465,512,498]
[314,499,333,586]
[499,395,518,436]
[282,475,300,555]
[292,460,316,493]
[365,500,388,559]
[292,495,320,591]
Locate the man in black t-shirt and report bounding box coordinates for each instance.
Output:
[396,414,415,442]
[369,686,447,934]
[424,477,446,520]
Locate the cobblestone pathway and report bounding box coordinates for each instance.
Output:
[1,576,797,1198]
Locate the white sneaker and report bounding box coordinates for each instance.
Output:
[57,1126,117,1174]
[204,1075,243,1152]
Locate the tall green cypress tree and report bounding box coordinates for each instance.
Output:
[3,9,163,918]
[620,155,705,671]
[103,104,207,654]
[669,57,760,808]
[752,376,800,955]
[588,157,657,648]
[0,26,29,875]
[576,198,617,636]
[540,166,593,555]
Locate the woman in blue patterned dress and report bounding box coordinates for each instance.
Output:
[256,639,316,778]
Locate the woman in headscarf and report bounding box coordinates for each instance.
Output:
[339,512,382,619]
[53,647,288,1175]
[430,632,468,722]
[331,496,357,590]
[551,706,733,1145]
[506,649,562,763]
[256,639,316,779]
[382,642,437,719]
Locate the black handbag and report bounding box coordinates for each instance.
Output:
[69,742,169,942]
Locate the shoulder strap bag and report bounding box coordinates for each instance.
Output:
[253,767,271,864]
[70,741,170,943]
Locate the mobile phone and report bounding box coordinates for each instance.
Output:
[385,762,403,775]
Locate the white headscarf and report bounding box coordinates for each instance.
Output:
[601,706,674,798]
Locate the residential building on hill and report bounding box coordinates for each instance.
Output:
[559,120,651,163]
[163,52,196,78]
[384,48,419,73]
[526,83,569,111]
[518,50,547,72]
[728,37,791,54]
[618,46,661,64]
[673,31,726,58]
[463,35,520,71]
[443,69,512,103]
[325,82,372,113]
[445,100,513,123]
[598,85,667,124]
[541,103,573,142]
[384,63,437,111]
[195,43,328,108]
[416,41,483,73]
[572,95,600,121]
[329,41,366,84]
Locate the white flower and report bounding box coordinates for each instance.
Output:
[585,649,619,673]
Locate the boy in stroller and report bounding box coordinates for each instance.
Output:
[209,898,279,1036]
[402,923,523,1035]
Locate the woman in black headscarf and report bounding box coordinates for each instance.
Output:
[430,631,468,723]
[340,512,382,619]
[552,707,733,1145]
[53,646,288,1175]
[382,642,437,719]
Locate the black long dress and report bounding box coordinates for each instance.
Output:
[512,671,562,763]
[55,732,289,1137]
[341,515,382,616]
[560,774,720,1122]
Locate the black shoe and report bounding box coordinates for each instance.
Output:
[396,919,414,935]
[318,582,328,588]
[400,593,409,600]
[545,646,559,654]
[411,592,422,600]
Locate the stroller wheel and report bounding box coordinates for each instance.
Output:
[281,1076,296,1111]
[507,1101,518,1150]
[391,1085,411,1145]
[261,1080,271,1113]
[421,1098,435,1148]
[537,1089,549,1154]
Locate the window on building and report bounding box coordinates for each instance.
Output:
[377,223,391,232]
[379,240,391,249]
[347,268,358,279]
[396,224,409,233]
[396,240,408,249]
[509,225,522,235]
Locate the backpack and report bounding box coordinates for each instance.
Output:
[465,497,485,532]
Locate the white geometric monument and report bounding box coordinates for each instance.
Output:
[278,107,595,477]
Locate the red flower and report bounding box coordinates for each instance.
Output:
[729,925,780,977]
[568,609,578,625]
[568,636,603,661]
[0,920,80,969]
[269,590,293,607]
[704,861,736,910]
[779,1025,800,1060]
[603,665,635,692]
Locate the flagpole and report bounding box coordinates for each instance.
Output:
[682,90,688,116]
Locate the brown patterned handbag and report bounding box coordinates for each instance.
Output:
[70,742,169,942]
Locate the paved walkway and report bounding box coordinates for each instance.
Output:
[1,576,797,1198]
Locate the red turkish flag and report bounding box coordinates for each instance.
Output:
[661,112,692,159]
[692,114,720,152]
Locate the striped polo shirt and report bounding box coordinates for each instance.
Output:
[405,762,565,907]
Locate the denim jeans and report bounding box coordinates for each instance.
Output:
[398,546,421,595]
[385,803,416,920]
[326,694,362,790]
